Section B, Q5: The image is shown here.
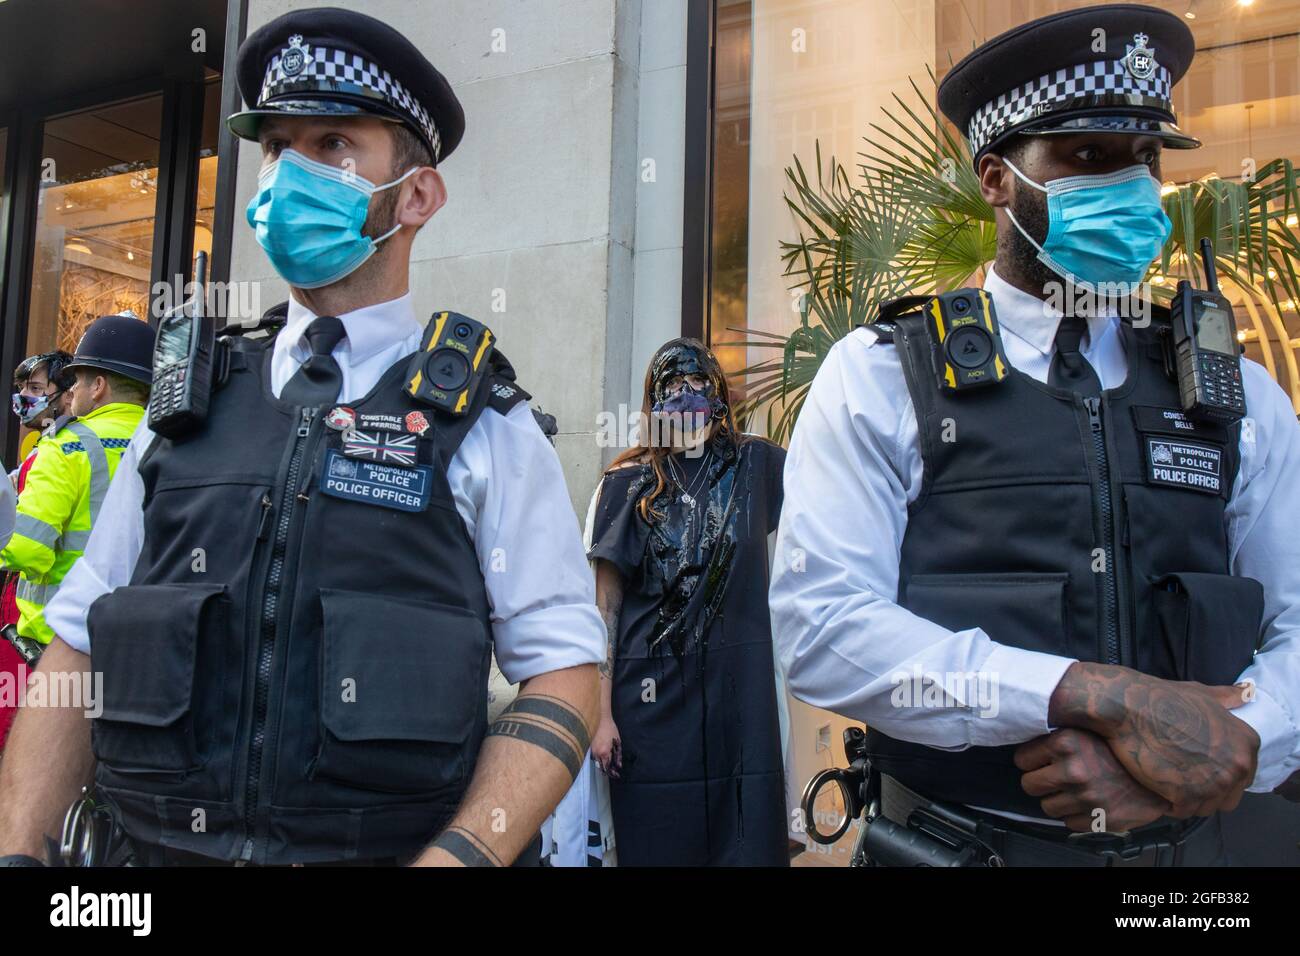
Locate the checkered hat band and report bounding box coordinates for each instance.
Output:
[967,59,1172,156]
[260,44,441,162]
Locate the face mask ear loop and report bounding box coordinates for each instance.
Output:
[1001,157,1047,193]
[372,221,404,245]
[373,165,421,194]
[368,166,424,247]
[999,156,1069,279]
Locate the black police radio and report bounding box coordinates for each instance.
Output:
[148,252,218,439]
[1170,238,1247,422]
[404,311,495,415]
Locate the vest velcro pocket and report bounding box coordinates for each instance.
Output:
[902,572,1069,656]
[1150,573,1265,685]
[312,589,487,795]
[88,583,228,774]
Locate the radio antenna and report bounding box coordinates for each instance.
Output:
[1198,237,1219,294]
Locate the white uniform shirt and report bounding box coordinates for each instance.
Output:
[45,293,605,685]
[771,266,1300,793]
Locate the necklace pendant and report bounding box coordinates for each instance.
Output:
[681,493,695,507]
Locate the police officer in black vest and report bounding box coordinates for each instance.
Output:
[773,4,1300,865]
[0,7,603,867]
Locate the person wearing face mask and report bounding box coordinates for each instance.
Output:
[772,4,1300,866]
[9,351,75,481]
[1,351,75,729]
[0,317,152,670]
[586,339,790,866]
[0,349,69,750]
[0,7,603,870]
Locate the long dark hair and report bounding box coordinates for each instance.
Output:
[606,337,747,524]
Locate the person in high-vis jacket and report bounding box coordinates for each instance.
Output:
[0,316,153,664]
[0,8,602,869]
[2,350,76,750]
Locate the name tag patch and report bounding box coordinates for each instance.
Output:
[1131,405,1230,442]
[1145,438,1223,495]
[320,448,431,512]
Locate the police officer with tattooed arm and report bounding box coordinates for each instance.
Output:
[774,5,1300,866]
[0,7,602,867]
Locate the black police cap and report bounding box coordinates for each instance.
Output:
[228,6,464,165]
[938,3,1199,166]
[67,315,156,386]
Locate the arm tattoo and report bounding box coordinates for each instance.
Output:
[431,826,503,867]
[486,693,590,779]
[599,600,620,680]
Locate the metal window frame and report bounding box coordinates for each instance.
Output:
[0,106,19,400]
[681,0,719,343]
[209,0,249,291]
[0,52,239,461]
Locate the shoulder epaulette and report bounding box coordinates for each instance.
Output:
[863,294,932,344]
[42,414,77,438]
[485,350,532,416]
[218,301,289,339]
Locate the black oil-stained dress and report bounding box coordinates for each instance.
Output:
[589,435,788,866]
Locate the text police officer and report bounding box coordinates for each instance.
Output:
[0,7,604,867]
[773,4,1300,865]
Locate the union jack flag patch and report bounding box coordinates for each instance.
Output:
[342,429,418,467]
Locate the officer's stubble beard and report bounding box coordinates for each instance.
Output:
[995,167,1061,303]
[292,182,408,317]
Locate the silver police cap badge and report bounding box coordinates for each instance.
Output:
[279,34,313,77]
[1123,32,1158,81]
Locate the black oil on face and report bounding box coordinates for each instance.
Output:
[651,344,713,406]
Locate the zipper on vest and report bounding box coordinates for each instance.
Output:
[255,493,273,541]
[1084,397,1121,666]
[240,406,318,863]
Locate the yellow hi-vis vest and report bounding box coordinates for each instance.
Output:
[0,402,144,644]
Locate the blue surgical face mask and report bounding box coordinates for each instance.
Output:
[245,149,419,289]
[1003,159,1173,291]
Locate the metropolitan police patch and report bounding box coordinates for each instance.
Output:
[320,448,432,512]
[1144,437,1223,495]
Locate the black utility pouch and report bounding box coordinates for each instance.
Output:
[310,589,487,795]
[88,583,229,774]
[1150,572,1264,685]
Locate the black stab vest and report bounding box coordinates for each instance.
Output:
[871,312,1265,817]
[88,326,528,864]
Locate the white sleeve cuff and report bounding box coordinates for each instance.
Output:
[967,644,1077,747]
[1233,684,1300,792]
[43,575,96,655]
[492,602,605,686]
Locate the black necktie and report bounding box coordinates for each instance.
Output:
[281,316,346,406]
[1048,316,1102,397]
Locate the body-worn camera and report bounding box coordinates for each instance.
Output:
[148,252,217,439]
[404,311,495,415]
[1169,238,1247,422]
[926,288,1010,391]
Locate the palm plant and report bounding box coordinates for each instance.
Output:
[732,71,1300,442]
